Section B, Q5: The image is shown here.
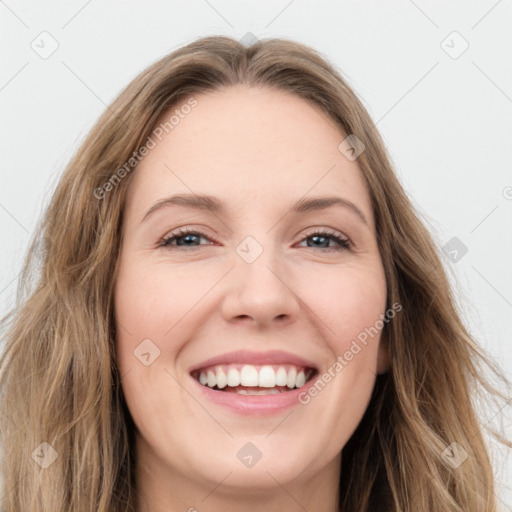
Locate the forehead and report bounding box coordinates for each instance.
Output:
[125,84,372,225]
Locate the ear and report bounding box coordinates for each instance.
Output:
[376,334,391,375]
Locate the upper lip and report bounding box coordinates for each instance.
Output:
[188,349,318,373]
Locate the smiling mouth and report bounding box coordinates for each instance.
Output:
[191,364,317,395]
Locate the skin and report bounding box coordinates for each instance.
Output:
[114,84,389,512]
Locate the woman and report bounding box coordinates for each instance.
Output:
[0,35,510,511]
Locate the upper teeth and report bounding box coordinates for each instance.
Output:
[196,364,310,389]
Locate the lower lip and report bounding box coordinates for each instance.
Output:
[190,375,312,415]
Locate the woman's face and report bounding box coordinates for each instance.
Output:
[115,84,389,502]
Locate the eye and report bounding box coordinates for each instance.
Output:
[159,228,351,252]
[297,229,351,252]
[159,228,214,249]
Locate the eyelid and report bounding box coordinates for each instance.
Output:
[158,227,217,248]
[301,226,349,241]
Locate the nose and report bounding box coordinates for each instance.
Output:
[219,242,301,329]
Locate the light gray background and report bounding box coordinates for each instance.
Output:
[1,0,511,508]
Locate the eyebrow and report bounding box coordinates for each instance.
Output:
[141,193,368,225]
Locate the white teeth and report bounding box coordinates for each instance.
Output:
[276,366,288,386]
[240,365,259,386]
[207,370,216,388]
[216,368,227,389]
[295,370,306,388]
[258,365,276,387]
[196,363,313,390]
[287,367,297,389]
[227,367,240,387]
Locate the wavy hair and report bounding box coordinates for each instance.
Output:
[1,35,510,511]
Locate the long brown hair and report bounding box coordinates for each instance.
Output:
[1,35,510,511]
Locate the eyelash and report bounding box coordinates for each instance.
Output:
[159,228,351,252]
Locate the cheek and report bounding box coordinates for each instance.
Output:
[301,265,387,348]
[113,258,223,392]
[113,261,193,435]
[115,260,202,338]
[114,261,175,381]
[298,264,387,401]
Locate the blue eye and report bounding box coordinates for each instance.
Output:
[298,229,351,251]
[160,229,210,248]
[159,228,351,251]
